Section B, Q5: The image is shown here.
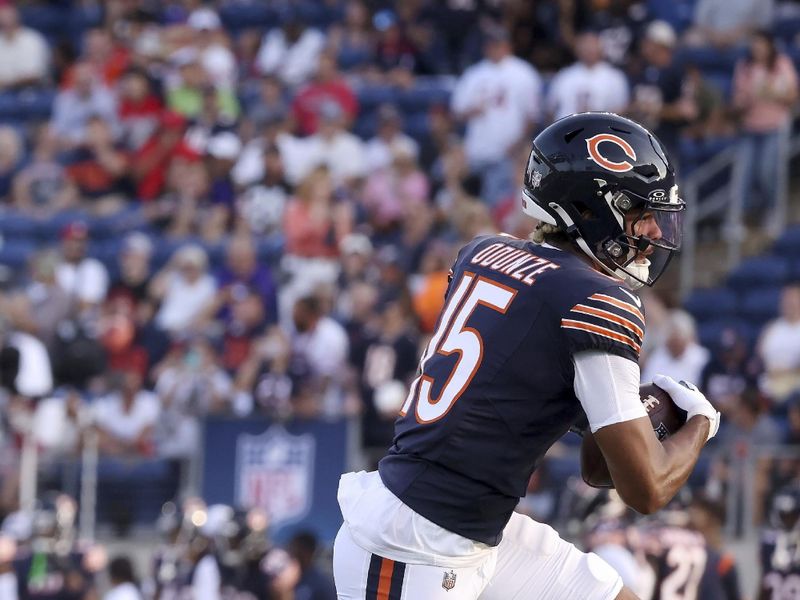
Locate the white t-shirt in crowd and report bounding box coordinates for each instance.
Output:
[641,342,711,386]
[104,582,143,600]
[9,331,52,398]
[94,390,160,443]
[293,316,349,378]
[0,27,48,86]
[547,61,630,121]
[56,258,109,305]
[760,319,800,371]
[256,28,326,87]
[155,273,216,332]
[365,134,419,171]
[292,131,367,185]
[451,55,542,164]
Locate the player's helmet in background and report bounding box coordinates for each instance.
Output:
[522,112,684,289]
[770,485,800,531]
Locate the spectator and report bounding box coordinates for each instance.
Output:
[187,8,237,90]
[0,3,49,90]
[686,0,773,49]
[627,21,694,168]
[256,17,326,87]
[733,30,798,225]
[0,316,53,399]
[758,284,800,403]
[94,369,159,458]
[363,138,429,233]
[287,532,337,600]
[281,167,352,319]
[364,104,419,172]
[245,76,289,134]
[166,53,239,122]
[451,26,542,206]
[55,221,110,311]
[0,125,22,201]
[50,62,119,150]
[62,28,129,89]
[302,101,367,185]
[64,116,130,208]
[12,127,78,215]
[372,9,420,86]
[701,327,762,413]
[547,30,629,121]
[117,68,163,152]
[150,244,216,336]
[104,556,142,600]
[354,298,420,461]
[2,250,71,352]
[291,51,358,136]
[335,234,376,321]
[202,235,278,369]
[234,327,293,418]
[110,233,155,319]
[154,336,234,456]
[641,310,710,384]
[289,295,349,417]
[327,0,375,72]
[235,145,290,237]
[131,110,185,201]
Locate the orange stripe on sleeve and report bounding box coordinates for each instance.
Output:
[561,319,641,352]
[589,293,644,322]
[377,558,395,600]
[571,304,644,340]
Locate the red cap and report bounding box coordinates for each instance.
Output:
[61,221,89,241]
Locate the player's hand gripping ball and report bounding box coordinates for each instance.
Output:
[581,383,688,488]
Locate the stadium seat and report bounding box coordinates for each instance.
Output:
[0,239,36,269]
[645,0,697,32]
[355,86,400,111]
[773,225,800,256]
[738,286,783,324]
[15,89,56,121]
[218,4,279,33]
[696,318,751,350]
[676,46,744,72]
[396,82,452,112]
[727,255,791,288]
[0,212,38,242]
[683,288,738,321]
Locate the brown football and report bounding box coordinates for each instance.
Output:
[581,382,688,488]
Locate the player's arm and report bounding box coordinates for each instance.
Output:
[574,351,717,513]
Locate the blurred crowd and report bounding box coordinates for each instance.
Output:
[0,0,796,596]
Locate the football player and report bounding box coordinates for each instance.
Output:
[637,492,731,600]
[758,485,800,600]
[333,112,720,599]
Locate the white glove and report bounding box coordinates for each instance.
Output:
[652,374,720,443]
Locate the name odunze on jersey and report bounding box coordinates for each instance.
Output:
[379,234,646,546]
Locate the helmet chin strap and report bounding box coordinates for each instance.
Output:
[615,259,650,290]
[547,202,649,289]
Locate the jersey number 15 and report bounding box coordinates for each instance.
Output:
[400,272,517,423]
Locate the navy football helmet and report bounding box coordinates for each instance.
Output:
[522,112,684,288]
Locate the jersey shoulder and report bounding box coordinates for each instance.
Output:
[454,235,645,362]
[556,274,645,364]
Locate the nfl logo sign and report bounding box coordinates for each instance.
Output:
[442,570,457,591]
[235,426,315,527]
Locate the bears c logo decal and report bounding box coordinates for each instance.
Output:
[586,134,637,173]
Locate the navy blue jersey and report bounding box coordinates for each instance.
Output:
[378,235,646,545]
[642,525,729,600]
[759,529,800,600]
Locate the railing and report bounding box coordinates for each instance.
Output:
[678,124,795,297]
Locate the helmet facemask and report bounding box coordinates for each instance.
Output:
[598,185,685,289]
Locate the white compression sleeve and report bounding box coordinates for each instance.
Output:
[573,350,647,433]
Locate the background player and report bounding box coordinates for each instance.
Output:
[333,112,721,599]
[758,485,800,600]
